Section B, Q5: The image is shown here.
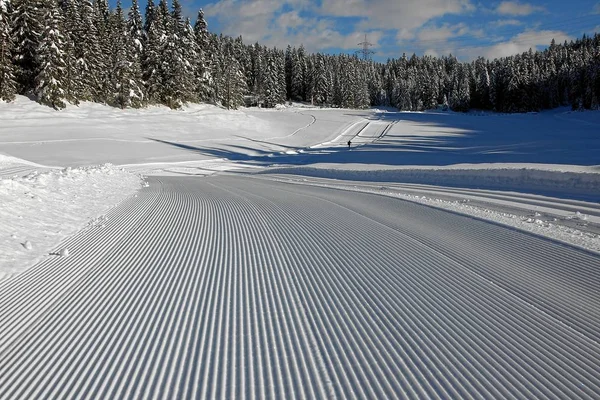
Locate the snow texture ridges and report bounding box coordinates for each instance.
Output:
[1,175,599,399]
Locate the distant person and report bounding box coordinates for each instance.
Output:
[347,140,351,149]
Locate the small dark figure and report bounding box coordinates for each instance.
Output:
[347,140,351,149]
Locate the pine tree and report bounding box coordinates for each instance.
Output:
[57,0,80,104]
[143,12,164,104]
[193,9,211,102]
[180,18,199,102]
[11,0,42,93]
[35,0,67,109]
[110,0,144,108]
[312,53,327,105]
[0,0,17,101]
[291,45,306,101]
[263,50,279,108]
[159,0,186,107]
[93,0,111,102]
[284,45,292,101]
[126,0,145,106]
[77,0,103,101]
[221,39,245,109]
[143,0,155,35]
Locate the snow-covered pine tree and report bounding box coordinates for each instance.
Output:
[472,57,491,110]
[312,53,328,105]
[57,0,80,104]
[126,0,145,106]
[449,63,470,112]
[0,0,17,101]
[249,43,264,103]
[181,18,199,103]
[221,39,245,109]
[304,54,314,104]
[263,50,279,108]
[170,0,194,103]
[109,0,143,108]
[142,8,164,105]
[193,9,211,102]
[284,45,292,101]
[276,49,286,104]
[77,0,103,101]
[143,0,155,35]
[209,33,226,104]
[108,0,126,107]
[157,0,186,108]
[291,45,306,101]
[35,0,67,109]
[93,0,112,103]
[11,0,42,94]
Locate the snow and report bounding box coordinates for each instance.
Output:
[1,95,600,280]
[0,159,143,280]
[267,176,600,254]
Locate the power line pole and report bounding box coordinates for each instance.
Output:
[356,34,375,61]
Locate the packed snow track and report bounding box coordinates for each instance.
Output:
[1,175,599,399]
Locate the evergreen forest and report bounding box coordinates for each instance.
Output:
[0,0,599,112]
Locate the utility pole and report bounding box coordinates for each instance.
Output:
[356,34,375,61]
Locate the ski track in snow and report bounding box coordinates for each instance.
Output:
[1,175,599,399]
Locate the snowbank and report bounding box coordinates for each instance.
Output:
[265,164,600,201]
[0,163,143,281]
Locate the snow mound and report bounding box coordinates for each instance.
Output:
[0,164,143,281]
[265,165,600,201]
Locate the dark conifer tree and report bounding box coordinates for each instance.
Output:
[35,0,67,109]
[11,0,42,93]
[0,0,17,101]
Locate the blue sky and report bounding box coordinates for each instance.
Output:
[119,1,600,61]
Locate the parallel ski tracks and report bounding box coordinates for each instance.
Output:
[1,176,600,399]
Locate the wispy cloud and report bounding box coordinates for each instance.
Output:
[496,1,546,16]
[205,0,475,53]
[464,29,571,59]
[593,2,600,14]
[199,0,582,61]
[491,19,523,27]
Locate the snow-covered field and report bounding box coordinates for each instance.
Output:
[2,97,600,398]
[1,96,599,278]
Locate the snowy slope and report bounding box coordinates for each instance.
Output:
[1,176,599,399]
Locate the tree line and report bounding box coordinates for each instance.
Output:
[0,0,599,112]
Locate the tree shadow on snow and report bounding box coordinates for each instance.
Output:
[148,110,600,168]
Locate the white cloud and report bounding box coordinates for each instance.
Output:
[413,28,572,61]
[593,3,600,14]
[204,0,393,53]
[416,22,481,42]
[276,11,304,29]
[322,0,475,34]
[496,1,546,16]
[463,30,571,60]
[491,19,523,27]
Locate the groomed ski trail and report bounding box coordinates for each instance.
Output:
[1,176,599,399]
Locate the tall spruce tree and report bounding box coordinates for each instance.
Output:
[0,0,17,101]
[11,0,42,93]
[193,9,211,102]
[57,0,80,104]
[126,0,145,106]
[78,0,103,101]
[35,0,67,109]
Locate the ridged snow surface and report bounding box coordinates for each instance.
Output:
[1,176,599,399]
